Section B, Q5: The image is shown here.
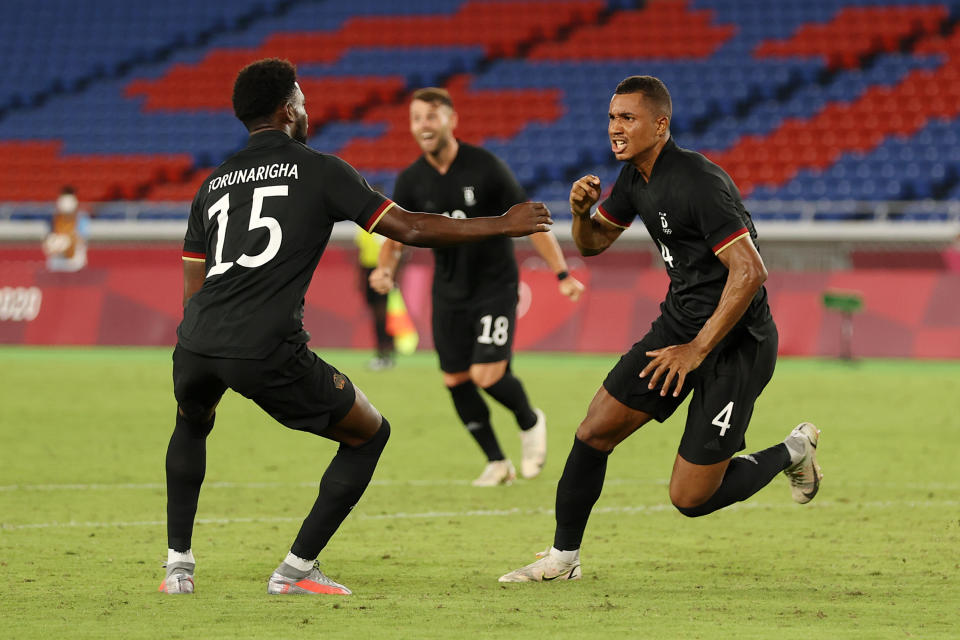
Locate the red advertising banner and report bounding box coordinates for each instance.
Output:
[1,244,958,358]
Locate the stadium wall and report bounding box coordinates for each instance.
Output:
[1,244,958,359]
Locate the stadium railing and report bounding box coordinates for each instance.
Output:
[1,200,958,245]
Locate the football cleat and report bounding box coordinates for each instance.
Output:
[267,561,352,595]
[783,422,822,504]
[471,459,517,487]
[499,548,581,583]
[367,356,395,371]
[158,561,195,594]
[519,409,547,479]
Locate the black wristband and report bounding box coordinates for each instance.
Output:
[557,270,569,281]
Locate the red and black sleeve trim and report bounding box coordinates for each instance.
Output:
[365,200,396,232]
[595,204,631,229]
[712,228,750,255]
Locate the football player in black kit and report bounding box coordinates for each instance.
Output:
[159,59,553,596]
[370,88,584,487]
[500,76,822,582]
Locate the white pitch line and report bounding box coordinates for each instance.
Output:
[3,479,959,492]
[0,478,668,492]
[1,499,956,531]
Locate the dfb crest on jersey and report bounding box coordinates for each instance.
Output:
[659,211,672,235]
[463,186,476,207]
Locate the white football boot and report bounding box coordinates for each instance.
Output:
[499,548,581,583]
[267,561,352,595]
[158,561,195,594]
[782,422,822,504]
[519,409,547,479]
[471,459,517,487]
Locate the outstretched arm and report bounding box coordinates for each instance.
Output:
[569,175,623,256]
[528,230,585,301]
[372,201,552,248]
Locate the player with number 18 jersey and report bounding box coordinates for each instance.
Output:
[392,142,522,311]
[371,88,584,487]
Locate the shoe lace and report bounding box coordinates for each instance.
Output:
[308,560,334,584]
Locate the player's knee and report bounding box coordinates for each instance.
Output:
[355,416,390,455]
[470,361,508,388]
[670,489,712,517]
[176,407,215,438]
[673,502,711,518]
[574,423,616,453]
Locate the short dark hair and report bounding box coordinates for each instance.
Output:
[411,87,454,109]
[232,58,298,129]
[615,75,672,119]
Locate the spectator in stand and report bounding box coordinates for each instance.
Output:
[43,186,89,272]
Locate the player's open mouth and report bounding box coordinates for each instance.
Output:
[611,140,626,153]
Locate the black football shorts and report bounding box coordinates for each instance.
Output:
[432,292,518,373]
[173,341,356,436]
[602,317,778,465]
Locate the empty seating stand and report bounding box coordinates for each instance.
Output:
[1,0,960,225]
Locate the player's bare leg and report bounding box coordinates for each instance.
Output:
[671,423,821,517]
[268,386,390,595]
[500,387,651,582]
[473,360,546,480]
[669,456,729,509]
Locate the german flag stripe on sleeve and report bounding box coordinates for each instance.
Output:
[182,250,205,262]
[712,228,750,255]
[365,200,396,233]
[595,205,631,229]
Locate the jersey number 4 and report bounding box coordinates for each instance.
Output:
[205,186,287,277]
[659,241,675,268]
[712,401,734,436]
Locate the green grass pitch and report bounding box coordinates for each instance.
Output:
[1,346,958,639]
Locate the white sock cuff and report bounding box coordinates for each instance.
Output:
[167,549,195,565]
[783,436,805,464]
[284,552,315,572]
[550,547,580,563]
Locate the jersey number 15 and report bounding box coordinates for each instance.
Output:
[205,186,287,277]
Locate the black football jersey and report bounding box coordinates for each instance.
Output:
[178,130,393,358]
[597,138,772,340]
[393,142,524,306]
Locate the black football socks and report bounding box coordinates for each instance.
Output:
[482,370,538,430]
[449,380,504,461]
[290,418,391,560]
[674,443,791,518]
[553,437,610,551]
[165,410,214,552]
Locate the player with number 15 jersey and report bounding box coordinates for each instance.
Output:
[162,59,552,598]
[178,131,391,359]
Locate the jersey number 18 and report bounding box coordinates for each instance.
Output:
[205,186,287,277]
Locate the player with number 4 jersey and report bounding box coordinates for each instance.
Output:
[163,59,552,597]
[500,76,821,584]
[370,88,584,487]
